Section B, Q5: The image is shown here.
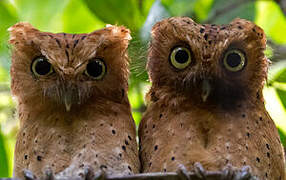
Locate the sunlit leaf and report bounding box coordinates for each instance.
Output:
[268,61,286,85]
[0,1,17,40]
[161,0,197,17]
[264,87,286,134]
[82,0,146,31]
[273,69,286,83]
[256,1,286,44]
[278,128,286,147]
[193,0,213,22]
[276,88,286,109]
[0,0,18,71]
[141,0,157,18]
[0,127,9,177]
[14,0,68,32]
[62,0,105,33]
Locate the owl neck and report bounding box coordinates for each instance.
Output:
[147,86,265,112]
[16,95,131,127]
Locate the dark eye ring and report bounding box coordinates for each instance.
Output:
[223,49,246,72]
[169,46,192,70]
[31,56,54,77]
[85,58,106,80]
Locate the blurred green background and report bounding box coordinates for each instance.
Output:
[0,0,286,177]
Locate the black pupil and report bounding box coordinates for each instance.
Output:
[86,60,103,78]
[226,53,242,68]
[35,59,51,75]
[175,49,189,64]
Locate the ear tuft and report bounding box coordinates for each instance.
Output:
[108,25,131,41]
[8,22,38,45]
[230,18,266,47]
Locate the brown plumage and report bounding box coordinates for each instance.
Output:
[139,17,285,179]
[9,23,140,179]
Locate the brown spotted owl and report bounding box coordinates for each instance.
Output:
[139,17,285,179]
[9,22,140,179]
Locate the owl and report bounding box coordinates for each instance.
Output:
[139,17,286,179]
[9,22,140,179]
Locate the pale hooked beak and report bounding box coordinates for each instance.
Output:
[64,93,72,112]
[201,79,212,102]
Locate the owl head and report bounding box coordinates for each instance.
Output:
[147,17,268,108]
[9,23,131,112]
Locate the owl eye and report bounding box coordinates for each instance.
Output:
[31,56,54,76]
[170,47,192,70]
[85,58,106,80]
[223,49,246,72]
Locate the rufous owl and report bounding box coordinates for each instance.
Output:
[9,22,140,179]
[139,17,285,179]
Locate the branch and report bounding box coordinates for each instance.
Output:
[1,172,253,180]
[6,168,258,180]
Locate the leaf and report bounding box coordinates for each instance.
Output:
[139,0,170,42]
[140,0,157,18]
[193,0,214,22]
[268,61,286,84]
[82,0,146,31]
[263,87,286,136]
[256,1,286,44]
[0,0,18,71]
[62,0,105,33]
[274,68,286,83]
[13,0,68,32]
[205,0,255,24]
[0,1,17,40]
[276,88,286,110]
[278,128,286,147]
[161,0,197,17]
[0,127,9,177]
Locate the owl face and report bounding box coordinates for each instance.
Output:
[9,23,131,111]
[148,17,268,106]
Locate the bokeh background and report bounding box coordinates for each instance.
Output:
[0,0,286,177]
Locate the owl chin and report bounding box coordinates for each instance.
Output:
[201,79,212,102]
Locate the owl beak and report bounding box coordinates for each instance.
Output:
[64,94,72,112]
[201,79,211,102]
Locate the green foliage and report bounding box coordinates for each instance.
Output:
[0,0,286,177]
[83,0,150,31]
[206,0,255,23]
[256,1,286,44]
[0,127,9,177]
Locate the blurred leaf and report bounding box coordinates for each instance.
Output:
[273,68,286,83]
[264,87,286,134]
[62,0,105,33]
[206,0,255,24]
[256,1,286,44]
[141,0,157,18]
[276,88,286,109]
[278,128,286,147]
[139,0,170,42]
[0,67,9,83]
[0,127,9,177]
[82,0,146,31]
[268,61,286,84]
[0,0,17,40]
[193,0,213,22]
[161,0,197,17]
[14,0,68,32]
[0,0,18,71]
